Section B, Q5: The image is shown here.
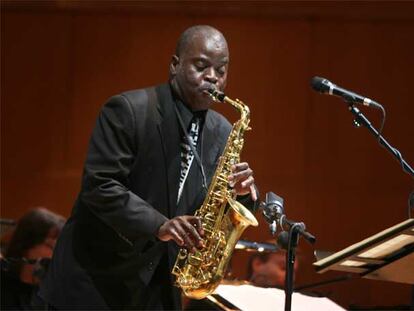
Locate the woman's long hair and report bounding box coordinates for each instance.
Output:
[4,207,65,277]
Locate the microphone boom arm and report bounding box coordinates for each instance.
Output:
[279,215,316,245]
[349,104,414,179]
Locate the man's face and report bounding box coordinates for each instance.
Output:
[170,32,229,111]
[252,253,298,288]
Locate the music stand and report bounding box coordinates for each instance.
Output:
[313,218,414,284]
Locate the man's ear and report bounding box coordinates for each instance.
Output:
[169,55,180,76]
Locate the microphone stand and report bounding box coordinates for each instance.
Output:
[280,218,316,311]
[347,103,414,179]
[262,192,316,311]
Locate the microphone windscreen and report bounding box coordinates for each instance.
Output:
[265,192,284,208]
[310,76,329,93]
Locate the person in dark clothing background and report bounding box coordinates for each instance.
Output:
[38,25,259,310]
[1,207,65,310]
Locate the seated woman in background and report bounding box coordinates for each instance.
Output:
[1,207,65,310]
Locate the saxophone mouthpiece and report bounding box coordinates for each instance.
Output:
[207,88,226,102]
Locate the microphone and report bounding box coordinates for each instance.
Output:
[261,192,316,245]
[261,192,284,236]
[311,76,382,109]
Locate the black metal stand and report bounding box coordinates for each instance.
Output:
[261,192,316,311]
[279,220,316,311]
[348,104,414,179]
[284,224,299,311]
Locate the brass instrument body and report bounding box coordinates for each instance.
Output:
[172,90,258,299]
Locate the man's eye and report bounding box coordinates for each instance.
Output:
[195,63,207,71]
[216,67,226,75]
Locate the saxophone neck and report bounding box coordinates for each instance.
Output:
[226,98,250,119]
[207,89,250,125]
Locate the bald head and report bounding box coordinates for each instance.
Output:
[175,25,228,58]
[170,25,229,111]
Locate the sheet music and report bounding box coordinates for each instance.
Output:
[214,284,345,311]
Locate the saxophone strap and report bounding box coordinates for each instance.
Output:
[174,104,208,193]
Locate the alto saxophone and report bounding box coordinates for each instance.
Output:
[172,89,258,299]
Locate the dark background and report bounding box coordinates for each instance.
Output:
[2,1,414,309]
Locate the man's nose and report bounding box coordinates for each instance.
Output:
[204,68,218,84]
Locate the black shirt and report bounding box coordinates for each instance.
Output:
[1,268,37,310]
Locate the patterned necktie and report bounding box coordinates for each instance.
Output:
[177,117,200,203]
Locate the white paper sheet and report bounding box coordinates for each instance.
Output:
[214,284,345,311]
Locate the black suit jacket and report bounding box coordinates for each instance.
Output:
[39,83,256,310]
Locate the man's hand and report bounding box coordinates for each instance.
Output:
[157,216,204,252]
[228,162,258,201]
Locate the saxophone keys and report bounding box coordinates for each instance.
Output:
[188,253,202,267]
[178,248,188,259]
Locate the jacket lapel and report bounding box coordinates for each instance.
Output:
[154,84,181,218]
[153,86,227,218]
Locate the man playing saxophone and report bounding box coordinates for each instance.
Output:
[37,25,258,310]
